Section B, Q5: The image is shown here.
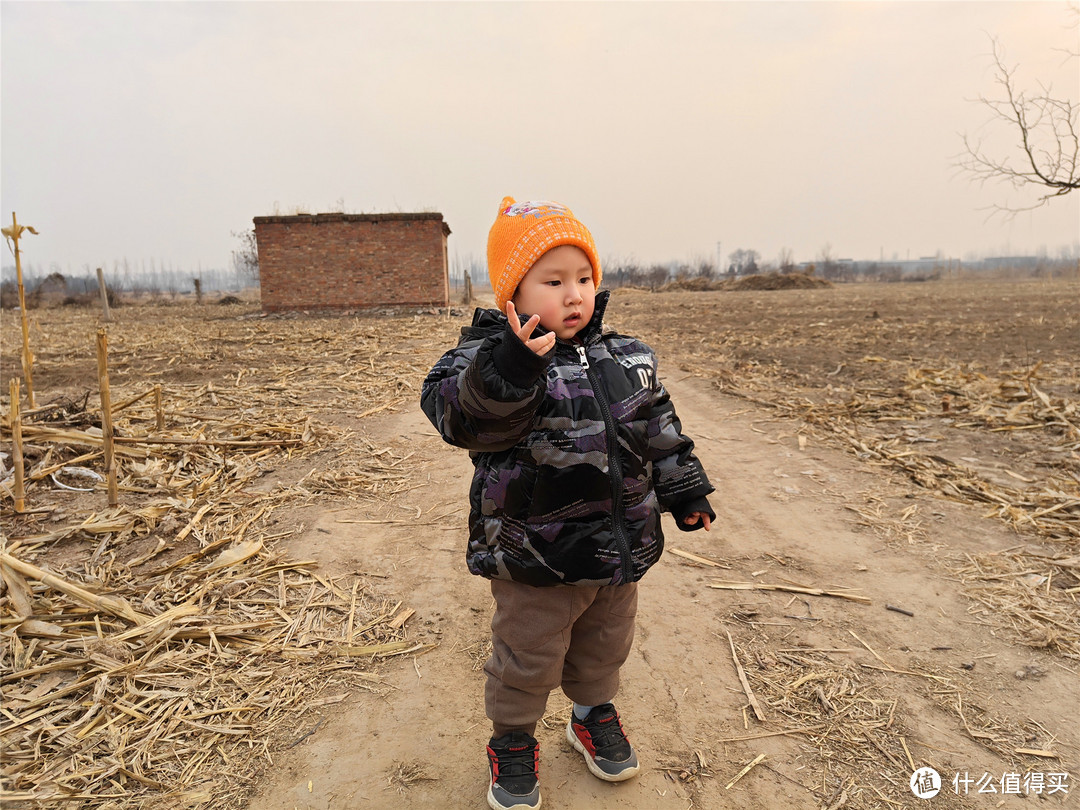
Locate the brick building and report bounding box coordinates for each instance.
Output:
[253,212,451,312]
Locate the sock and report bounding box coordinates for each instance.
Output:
[573,703,595,720]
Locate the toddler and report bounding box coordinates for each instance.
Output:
[421,197,715,810]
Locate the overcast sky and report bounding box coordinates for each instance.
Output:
[2,1,1078,278]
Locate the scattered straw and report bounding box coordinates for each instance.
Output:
[1,303,457,808]
[385,761,436,793]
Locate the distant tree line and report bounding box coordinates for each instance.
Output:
[1,230,262,308]
[7,242,1075,310]
[0,260,257,309]
[447,245,1076,298]
[598,248,1077,289]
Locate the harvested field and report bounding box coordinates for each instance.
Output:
[1,306,439,807]
[2,277,1077,809]
[659,271,832,293]
[608,279,1080,657]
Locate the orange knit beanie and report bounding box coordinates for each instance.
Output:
[486,197,602,311]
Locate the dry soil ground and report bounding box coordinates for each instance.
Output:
[2,278,1078,810]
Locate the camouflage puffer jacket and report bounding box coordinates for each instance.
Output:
[420,291,714,587]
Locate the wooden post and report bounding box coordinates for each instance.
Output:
[442,240,450,309]
[96,267,112,323]
[194,278,202,304]
[463,269,473,305]
[95,329,118,506]
[154,383,164,431]
[2,213,39,409]
[9,378,26,512]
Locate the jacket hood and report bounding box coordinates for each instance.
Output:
[461,290,611,343]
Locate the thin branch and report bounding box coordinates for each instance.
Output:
[957,33,1080,216]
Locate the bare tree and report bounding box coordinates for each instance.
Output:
[727,248,760,275]
[817,243,840,280]
[959,33,1079,213]
[232,229,260,285]
[642,264,667,290]
[695,255,717,280]
[777,247,796,274]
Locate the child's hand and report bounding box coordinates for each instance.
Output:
[506,301,556,356]
[682,512,712,531]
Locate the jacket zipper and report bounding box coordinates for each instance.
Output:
[575,343,634,584]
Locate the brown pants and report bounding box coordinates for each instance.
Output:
[484,578,638,738]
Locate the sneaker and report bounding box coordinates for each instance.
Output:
[486,732,541,810]
[566,703,640,782]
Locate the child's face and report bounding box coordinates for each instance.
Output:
[511,245,596,340]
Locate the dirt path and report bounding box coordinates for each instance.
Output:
[246,375,1077,810]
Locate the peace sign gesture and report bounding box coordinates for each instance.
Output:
[506,301,556,356]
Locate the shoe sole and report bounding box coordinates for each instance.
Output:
[487,783,541,810]
[565,723,640,782]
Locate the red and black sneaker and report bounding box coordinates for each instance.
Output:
[566,703,640,782]
[486,732,541,810]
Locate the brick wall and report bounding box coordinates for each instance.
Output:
[253,213,451,312]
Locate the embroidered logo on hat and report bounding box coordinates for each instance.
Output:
[503,201,571,218]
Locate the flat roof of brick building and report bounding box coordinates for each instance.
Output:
[253,212,450,235]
